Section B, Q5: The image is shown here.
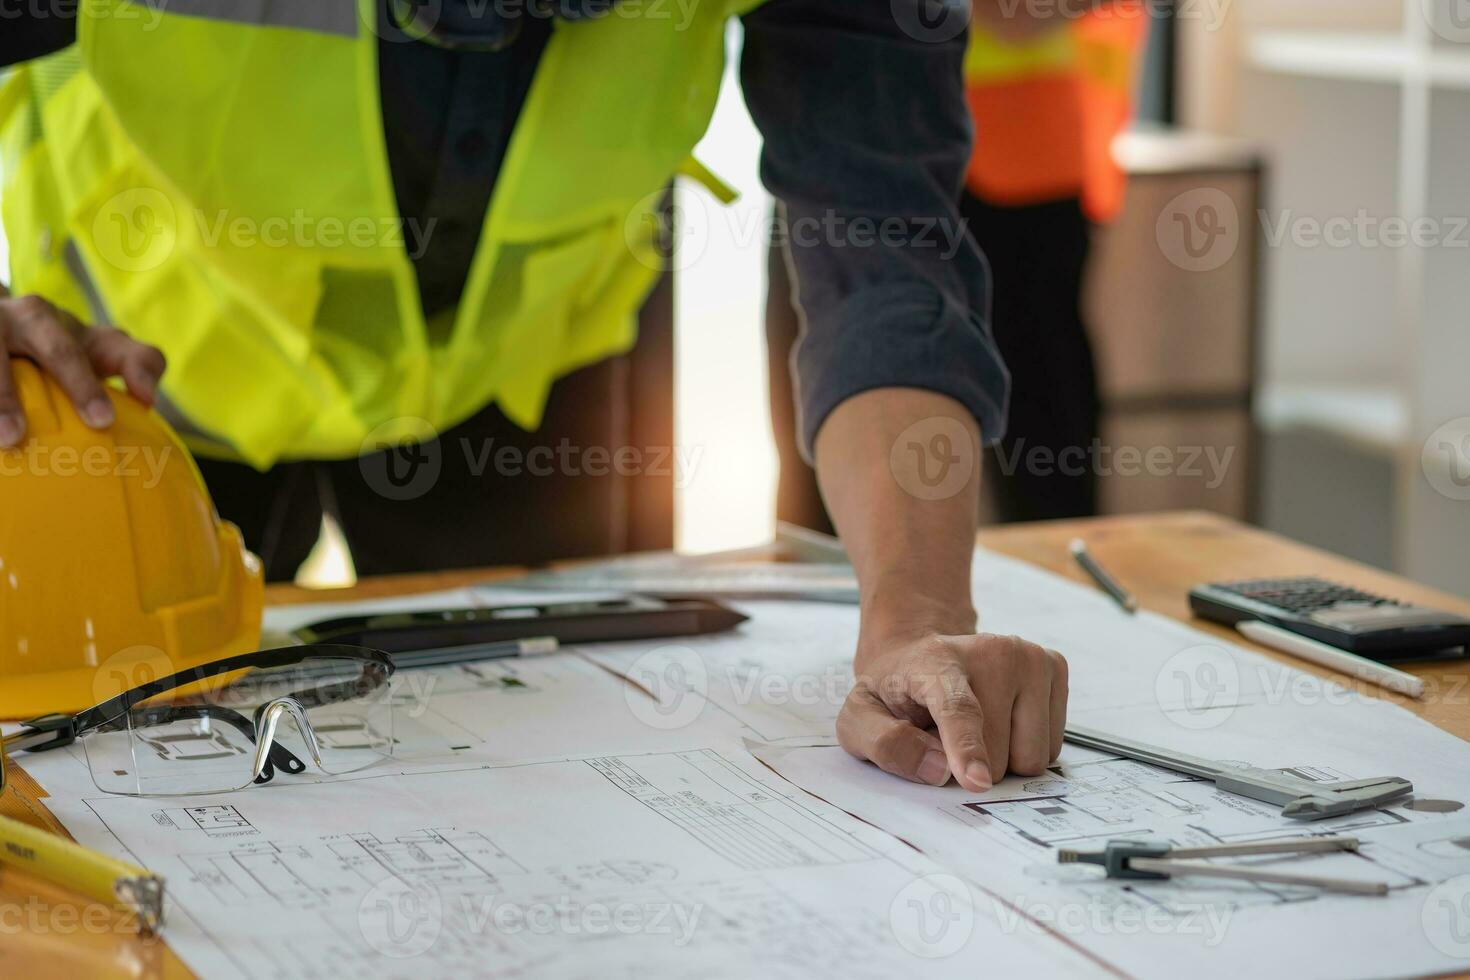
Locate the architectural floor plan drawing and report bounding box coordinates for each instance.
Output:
[755,738,1470,980]
[960,754,1412,852]
[377,648,742,763]
[18,559,1470,979]
[29,747,1099,980]
[178,828,529,910]
[943,754,1428,918]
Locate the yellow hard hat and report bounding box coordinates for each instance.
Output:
[0,360,264,718]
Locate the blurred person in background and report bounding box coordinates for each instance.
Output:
[961,0,1147,521]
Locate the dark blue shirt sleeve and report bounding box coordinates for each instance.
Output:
[740,0,1011,461]
[0,13,75,67]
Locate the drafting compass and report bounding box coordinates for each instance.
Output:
[1059,835,1389,896]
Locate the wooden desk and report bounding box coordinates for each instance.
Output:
[4,512,1467,978]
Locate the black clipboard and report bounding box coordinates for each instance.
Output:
[292,595,748,653]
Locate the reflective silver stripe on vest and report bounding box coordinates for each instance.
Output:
[152,0,359,37]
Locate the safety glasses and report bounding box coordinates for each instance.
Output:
[4,645,397,797]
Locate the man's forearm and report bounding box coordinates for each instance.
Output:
[814,388,981,667]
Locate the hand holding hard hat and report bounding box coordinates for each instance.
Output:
[0,359,263,717]
[0,290,167,448]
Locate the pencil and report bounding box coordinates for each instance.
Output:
[1236,620,1426,699]
[1070,538,1139,613]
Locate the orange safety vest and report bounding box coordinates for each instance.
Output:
[964,5,1147,222]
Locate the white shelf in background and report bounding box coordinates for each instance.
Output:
[1256,383,1409,456]
[1246,30,1470,91]
[1113,129,1262,175]
[1427,45,1470,89]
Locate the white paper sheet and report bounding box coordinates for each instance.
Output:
[16,642,749,799]
[264,585,853,746]
[20,549,1470,980]
[576,599,859,744]
[37,747,1099,979]
[671,548,1470,979]
[754,735,1470,979]
[574,549,1404,749]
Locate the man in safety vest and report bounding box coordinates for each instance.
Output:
[964,0,1147,520]
[0,2,1067,791]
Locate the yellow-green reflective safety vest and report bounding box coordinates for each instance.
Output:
[0,0,755,467]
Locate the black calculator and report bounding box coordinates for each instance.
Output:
[1190,577,1470,660]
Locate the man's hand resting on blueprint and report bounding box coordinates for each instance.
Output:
[814,389,1070,792]
[842,631,1067,791]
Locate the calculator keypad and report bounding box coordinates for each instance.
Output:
[1214,578,1401,615]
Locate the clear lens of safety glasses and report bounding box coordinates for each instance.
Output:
[82,654,396,797]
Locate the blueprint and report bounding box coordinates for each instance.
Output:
[754,719,1470,980]
[571,551,1392,746]
[564,547,1470,978]
[575,599,859,745]
[260,590,753,767]
[32,747,1098,980]
[17,546,1470,978]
